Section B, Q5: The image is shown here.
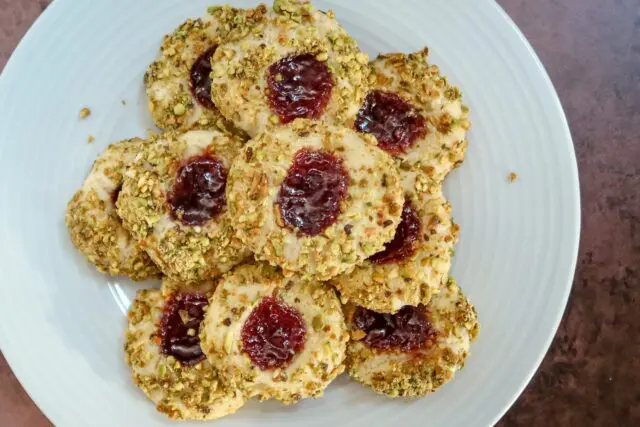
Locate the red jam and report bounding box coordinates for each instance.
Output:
[111,184,122,205]
[241,297,306,370]
[168,154,227,226]
[190,46,217,110]
[354,90,427,155]
[158,293,209,366]
[277,149,348,236]
[369,200,420,264]
[353,305,436,352]
[267,54,334,123]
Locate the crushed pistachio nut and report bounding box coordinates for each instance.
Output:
[79,107,91,119]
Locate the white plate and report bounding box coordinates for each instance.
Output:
[0,0,579,426]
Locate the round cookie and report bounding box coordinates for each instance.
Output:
[345,278,479,398]
[210,0,370,137]
[355,48,471,183]
[331,176,458,313]
[65,138,160,281]
[226,120,404,281]
[200,263,348,404]
[145,4,268,133]
[117,130,250,283]
[125,283,246,420]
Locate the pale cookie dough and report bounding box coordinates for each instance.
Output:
[345,278,479,397]
[145,4,268,133]
[117,130,250,283]
[362,48,471,183]
[65,138,160,281]
[160,275,220,297]
[125,285,245,420]
[331,176,458,313]
[226,120,404,281]
[200,263,349,404]
[210,0,370,137]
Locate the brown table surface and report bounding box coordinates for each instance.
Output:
[1,0,639,426]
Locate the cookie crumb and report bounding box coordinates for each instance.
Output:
[173,103,186,116]
[508,172,518,183]
[87,135,95,144]
[79,107,92,119]
[351,329,366,341]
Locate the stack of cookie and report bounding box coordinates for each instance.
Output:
[65,0,479,421]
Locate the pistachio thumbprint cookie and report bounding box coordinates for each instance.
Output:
[200,263,349,404]
[332,178,458,313]
[125,281,246,420]
[65,138,160,281]
[117,130,250,283]
[210,0,370,137]
[345,278,479,397]
[226,120,404,281]
[356,48,470,183]
[145,4,268,132]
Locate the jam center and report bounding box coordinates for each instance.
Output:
[354,90,427,155]
[190,46,218,110]
[111,184,123,205]
[369,200,420,264]
[267,53,334,123]
[241,296,306,371]
[158,293,208,366]
[353,305,436,352]
[277,149,348,236]
[168,154,228,226]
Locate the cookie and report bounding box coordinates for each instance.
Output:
[65,138,160,281]
[125,283,245,420]
[117,130,250,283]
[226,120,404,281]
[145,4,268,133]
[331,177,458,313]
[210,0,370,137]
[345,278,479,397]
[356,48,471,183]
[200,263,348,404]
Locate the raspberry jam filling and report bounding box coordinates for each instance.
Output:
[277,149,348,236]
[369,200,420,264]
[111,184,122,205]
[353,305,436,352]
[267,53,334,123]
[158,293,209,366]
[241,297,307,370]
[190,46,218,110]
[168,154,228,226]
[354,90,427,155]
